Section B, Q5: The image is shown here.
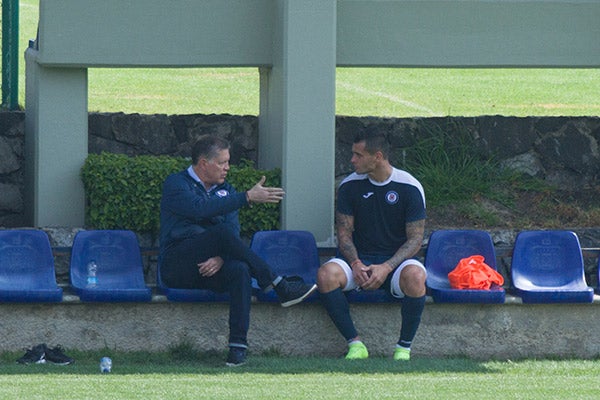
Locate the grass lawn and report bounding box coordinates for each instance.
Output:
[1,351,599,399]
[5,0,600,117]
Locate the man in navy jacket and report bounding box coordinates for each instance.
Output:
[160,135,317,366]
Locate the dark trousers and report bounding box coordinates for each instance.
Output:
[161,224,277,347]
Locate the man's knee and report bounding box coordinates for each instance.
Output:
[317,262,345,292]
[399,264,427,297]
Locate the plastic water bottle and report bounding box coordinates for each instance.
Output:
[100,356,112,373]
[86,260,98,287]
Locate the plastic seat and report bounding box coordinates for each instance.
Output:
[70,230,152,302]
[597,254,600,293]
[0,229,63,302]
[425,229,505,303]
[250,230,320,303]
[511,230,593,303]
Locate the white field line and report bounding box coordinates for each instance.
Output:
[337,81,438,116]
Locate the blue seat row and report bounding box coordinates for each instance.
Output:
[0,228,597,304]
[426,229,595,304]
[0,228,322,304]
[0,229,151,303]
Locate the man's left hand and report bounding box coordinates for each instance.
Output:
[198,256,224,277]
[360,263,392,290]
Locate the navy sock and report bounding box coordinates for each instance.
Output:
[398,295,426,348]
[320,288,357,341]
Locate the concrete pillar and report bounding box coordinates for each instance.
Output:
[259,0,336,245]
[25,48,87,227]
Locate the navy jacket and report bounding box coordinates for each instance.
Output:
[159,169,248,255]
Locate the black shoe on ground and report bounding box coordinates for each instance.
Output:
[275,276,318,307]
[16,344,46,364]
[226,347,247,367]
[45,345,75,365]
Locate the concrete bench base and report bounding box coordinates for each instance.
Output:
[4,295,600,359]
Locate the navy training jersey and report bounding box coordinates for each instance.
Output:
[337,167,426,257]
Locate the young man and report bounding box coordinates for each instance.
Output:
[317,130,427,361]
[159,135,317,367]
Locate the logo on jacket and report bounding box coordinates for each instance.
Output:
[216,189,229,198]
[385,191,399,204]
[362,192,374,199]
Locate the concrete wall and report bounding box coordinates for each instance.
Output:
[3,296,600,359]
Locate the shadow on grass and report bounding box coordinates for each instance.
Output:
[0,349,498,375]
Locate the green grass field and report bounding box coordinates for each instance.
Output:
[5,0,600,117]
[1,352,599,399]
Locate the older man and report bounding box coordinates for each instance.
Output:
[159,135,317,366]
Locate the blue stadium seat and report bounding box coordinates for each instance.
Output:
[0,229,62,302]
[70,230,152,302]
[250,230,320,303]
[598,253,600,293]
[425,229,505,303]
[511,230,593,303]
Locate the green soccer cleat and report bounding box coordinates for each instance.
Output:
[393,347,411,361]
[345,342,369,360]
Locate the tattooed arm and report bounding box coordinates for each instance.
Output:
[336,211,371,286]
[383,219,425,270]
[336,211,359,264]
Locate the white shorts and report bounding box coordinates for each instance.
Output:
[327,258,426,299]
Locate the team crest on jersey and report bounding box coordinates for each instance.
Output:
[215,189,229,198]
[385,191,399,204]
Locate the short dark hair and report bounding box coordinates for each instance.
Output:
[191,135,230,165]
[354,127,390,159]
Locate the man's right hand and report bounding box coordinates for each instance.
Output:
[246,176,285,204]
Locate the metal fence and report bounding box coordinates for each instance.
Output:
[1,0,19,110]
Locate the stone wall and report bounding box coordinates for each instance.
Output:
[4,298,600,359]
[1,111,599,227]
[0,112,25,227]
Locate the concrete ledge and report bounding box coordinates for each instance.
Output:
[4,293,600,360]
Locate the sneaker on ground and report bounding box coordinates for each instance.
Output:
[345,342,369,360]
[393,346,411,361]
[225,347,247,367]
[275,276,318,307]
[16,344,46,364]
[45,345,75,365]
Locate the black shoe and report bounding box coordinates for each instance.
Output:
[226,347,247,367]
[275,276,318,307]
[16,344,46,364]
[45,345,75,365]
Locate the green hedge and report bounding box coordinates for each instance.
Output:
[81,153,281,239]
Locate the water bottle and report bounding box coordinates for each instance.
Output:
[86,260,98,287]
[100,356,112,373]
